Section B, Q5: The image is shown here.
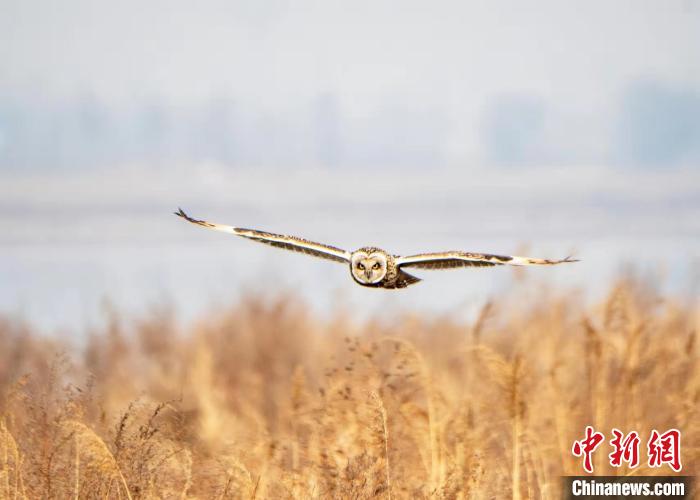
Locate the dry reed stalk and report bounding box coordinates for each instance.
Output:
[73,434,79,500]
[1,419,26,500]
[369,391,392,500]
[509,355,524,500]
[378,336,441,492]
[61,420,132,500]
[0,282,696,497]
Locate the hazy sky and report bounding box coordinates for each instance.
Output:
[2,0,698,102]
[1,0,699,167]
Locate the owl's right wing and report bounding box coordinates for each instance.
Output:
[396,251,577,270]
[175,208,351,264]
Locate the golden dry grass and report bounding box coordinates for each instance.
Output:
[0,275,698,498]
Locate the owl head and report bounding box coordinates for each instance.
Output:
[350,248,388,285]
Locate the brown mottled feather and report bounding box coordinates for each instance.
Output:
[236,231,349,263]
[175,208,350,263]
[404,259,498,270]
[398,251,576,269]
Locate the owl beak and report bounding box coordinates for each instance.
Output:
[365,269,372,280]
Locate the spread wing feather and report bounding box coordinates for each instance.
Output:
[175,208,350,263]
[396,251,577,269]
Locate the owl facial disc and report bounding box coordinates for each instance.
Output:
[350,250,388,285]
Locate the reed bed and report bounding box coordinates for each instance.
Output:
[0,276,697,498]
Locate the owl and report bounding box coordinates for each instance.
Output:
[175,208,577,289]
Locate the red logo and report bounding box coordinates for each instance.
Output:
[572,427,682,473]
[572,426,605,473]
[648,429,682,472]
[609,428,640,468]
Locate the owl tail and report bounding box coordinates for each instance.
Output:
[394,270,422,288]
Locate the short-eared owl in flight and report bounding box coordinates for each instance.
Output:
[175,208,577,289]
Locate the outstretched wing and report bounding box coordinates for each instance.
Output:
[175,208,351,263]
[396,251,578,270]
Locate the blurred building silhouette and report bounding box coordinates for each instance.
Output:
[0,78,698,171]
[615,80,700,168]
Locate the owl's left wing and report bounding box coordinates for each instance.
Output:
[396,251,578,270]
[175,208,351,263]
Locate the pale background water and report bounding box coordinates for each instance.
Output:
[1,165,697,333]
[1,1,699,333]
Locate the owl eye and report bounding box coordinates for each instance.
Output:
[357,263,365,270]
[372,262,380,270]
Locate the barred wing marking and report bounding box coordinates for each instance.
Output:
[175,208,351,263]
[396,252,578,269]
